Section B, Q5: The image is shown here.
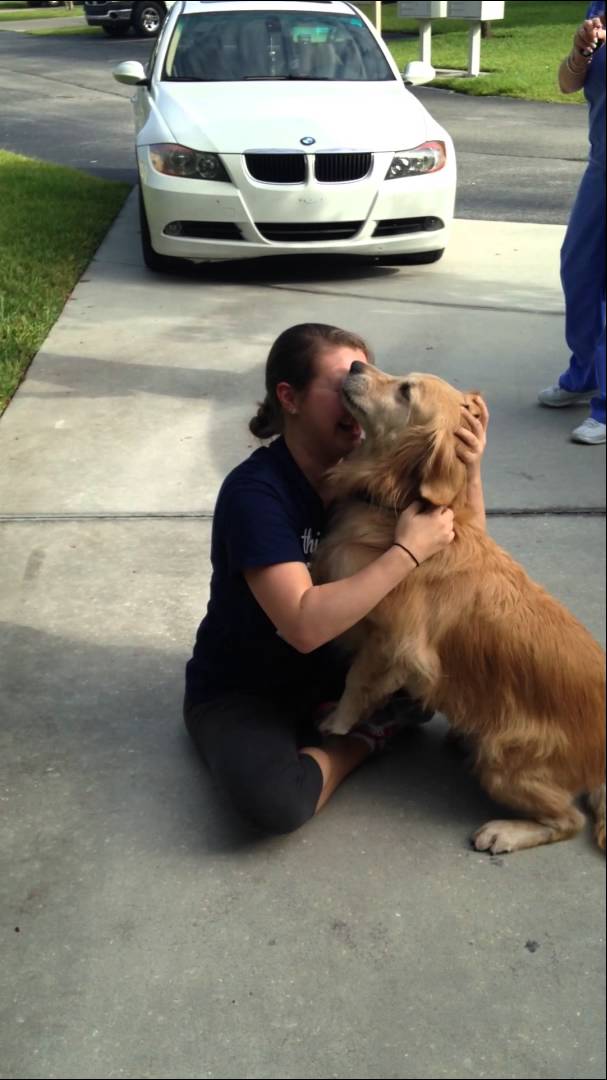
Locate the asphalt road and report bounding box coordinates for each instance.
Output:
[0,30,589,222]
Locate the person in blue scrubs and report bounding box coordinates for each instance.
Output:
[538,4,606,444]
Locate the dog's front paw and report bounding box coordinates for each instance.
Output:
[472,821,517,855]
[318,712,353,737]
[472,819,550,855]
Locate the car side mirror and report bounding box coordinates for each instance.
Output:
[402,61,436,87]
[112,61,149,87]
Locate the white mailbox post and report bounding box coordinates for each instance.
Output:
[447,1,505,76]
[397,2,448,66]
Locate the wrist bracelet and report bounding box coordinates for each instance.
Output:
[393,542,420,568]
[566,54,588,76]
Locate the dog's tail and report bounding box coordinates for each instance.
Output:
[588,783,606,852]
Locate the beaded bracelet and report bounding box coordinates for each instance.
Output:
[566,53,590,76]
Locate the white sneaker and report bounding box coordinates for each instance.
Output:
[571,417,607,444]
[538,384,596,408]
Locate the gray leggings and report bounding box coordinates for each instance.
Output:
[184,692,324,835]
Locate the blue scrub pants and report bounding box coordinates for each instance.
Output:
[559,162,606,425]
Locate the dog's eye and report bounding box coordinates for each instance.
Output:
[399,382,411,401]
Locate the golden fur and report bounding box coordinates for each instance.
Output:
[313,367,606,854]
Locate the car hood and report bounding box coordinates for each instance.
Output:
[151,80,434,153]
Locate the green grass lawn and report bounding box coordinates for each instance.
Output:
[0,151,129,413]
[0,4,83,21]
[356,1,587,102]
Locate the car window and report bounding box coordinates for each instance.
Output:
[147,34,162,78]
[163,10,395,82]
[147,4,175,76]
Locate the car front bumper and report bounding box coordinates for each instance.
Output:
[84,3,131,26]
[137,147,456,261]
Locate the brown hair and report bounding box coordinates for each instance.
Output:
[249,323,374,440]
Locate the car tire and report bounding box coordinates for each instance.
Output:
[132,1,165,37]
[102,23,130,36]
[139,188,183,274]
[380,249,445,266]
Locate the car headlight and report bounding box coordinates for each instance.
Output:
[386,141,446,179]
[148,144,231,183]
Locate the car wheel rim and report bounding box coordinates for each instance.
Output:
[142,8,160,32]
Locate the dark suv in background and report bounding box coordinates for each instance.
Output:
[83,0,174,37]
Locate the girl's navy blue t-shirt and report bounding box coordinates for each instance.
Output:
[185,436,348,706]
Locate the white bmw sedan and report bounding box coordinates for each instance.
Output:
[113,0,456,271]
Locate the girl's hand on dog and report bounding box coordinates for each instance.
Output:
[455,396,489,477]
[395,501,455,565]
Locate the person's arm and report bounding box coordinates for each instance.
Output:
[558,18,605,94]
[455,396,489,531]
[245,502,455,654]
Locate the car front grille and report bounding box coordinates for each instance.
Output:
[373,216,444,237]
[244,152,373,185]
[255,222,363,243]
[245,154,306,184]
[315,153,372,183]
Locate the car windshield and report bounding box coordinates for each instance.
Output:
[163,10,395,82]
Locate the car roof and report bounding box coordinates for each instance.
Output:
[180,1,360,15]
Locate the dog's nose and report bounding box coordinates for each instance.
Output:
[350,361,366,375]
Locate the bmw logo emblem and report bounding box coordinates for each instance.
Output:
[300,136,316,146]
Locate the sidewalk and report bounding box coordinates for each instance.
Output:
[1,196,605,1080]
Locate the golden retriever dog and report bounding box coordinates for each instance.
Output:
[313,364,605,855]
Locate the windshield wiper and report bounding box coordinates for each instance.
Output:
[242,75,332,81]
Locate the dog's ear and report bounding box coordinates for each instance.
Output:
[419,427,466,506]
